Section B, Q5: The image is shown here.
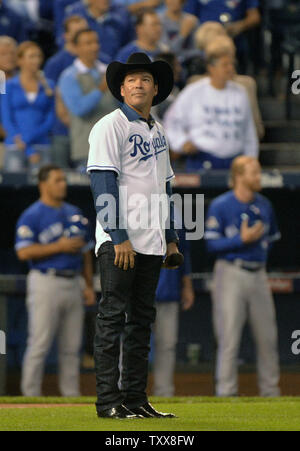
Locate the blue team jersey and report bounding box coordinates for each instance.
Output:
[15,201,94,271]
[184,0,259,23]
[204,191,280,263]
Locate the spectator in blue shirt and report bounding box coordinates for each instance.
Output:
[116,9,167,63]
[1,41,55,173]
[44,15,89,168]
[54,0,78,47]
[159,0,198,58]
[153,227,195,397]
[184,0,261,72]
[61,0,135,60]
[113,0,165,15]
[0,36,18,143]
[0,0,29,42]
[58,29,117,169]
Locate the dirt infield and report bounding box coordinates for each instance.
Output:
[5,372,300,397]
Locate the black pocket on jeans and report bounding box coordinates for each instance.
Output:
[98,240,114,256]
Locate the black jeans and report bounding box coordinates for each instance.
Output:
[94,241,163,412]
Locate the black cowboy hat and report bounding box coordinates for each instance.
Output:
[106,52,174,106]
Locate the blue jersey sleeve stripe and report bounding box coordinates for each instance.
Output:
[268,232,281,242]
[204,231,222,239]
[166,174,175,181]
[87,165,121,175]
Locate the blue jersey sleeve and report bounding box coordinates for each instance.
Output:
[246,0,259,10]
[183,0,199,16]
[65,206,95,253]
[15,212,39,251]
[204,201,243,254]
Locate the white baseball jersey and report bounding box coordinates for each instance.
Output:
[87,107,175,256]
[164,77,258,158]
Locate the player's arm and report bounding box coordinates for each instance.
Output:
[204,203,240,253]
[180,237,194,311]
[90,170,136,271]
[165,181,179,247]
[205,203,264,253]
[82,251,96,306]
[16,237,85,261]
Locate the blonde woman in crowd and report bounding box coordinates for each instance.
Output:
[1,41,55,172]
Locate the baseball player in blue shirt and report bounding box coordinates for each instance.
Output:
[205,156,281,397]
[15,164,95,397]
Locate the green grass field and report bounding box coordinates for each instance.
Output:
[0,397,299,431]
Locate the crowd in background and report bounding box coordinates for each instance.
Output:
[0,0,298,173]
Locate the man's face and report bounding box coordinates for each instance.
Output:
[0,44,17,73]
[208,55,235,83]
[240,160,262,193]
[121,71,158,111]
[41,170,67,201]
[138,14,162,44]
[65,19,88,44]
[76,31,99,62]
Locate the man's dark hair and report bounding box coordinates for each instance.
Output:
[64,15,86,33]
[72,28,96,45]
[135,9,157,27]
[38,164,61,183]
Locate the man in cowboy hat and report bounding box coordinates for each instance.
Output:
[87,52,182,419]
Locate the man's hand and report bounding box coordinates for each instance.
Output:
[83,285,96,306]
[29,153,41,165]
[181,285,195,311]
[14,135,26,151]
[114,240,136,270]
[182,141,198,155]
[56,236,85,254]
[240,218,265,244]
[225,20,245,37]
[99,77,108,92]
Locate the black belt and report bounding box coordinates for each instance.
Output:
[231,259,265,273]
[37,269,79,278]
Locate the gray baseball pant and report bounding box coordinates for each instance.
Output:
[211,260,280,397]
[153,302,179,397]
[21,270,84,397]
